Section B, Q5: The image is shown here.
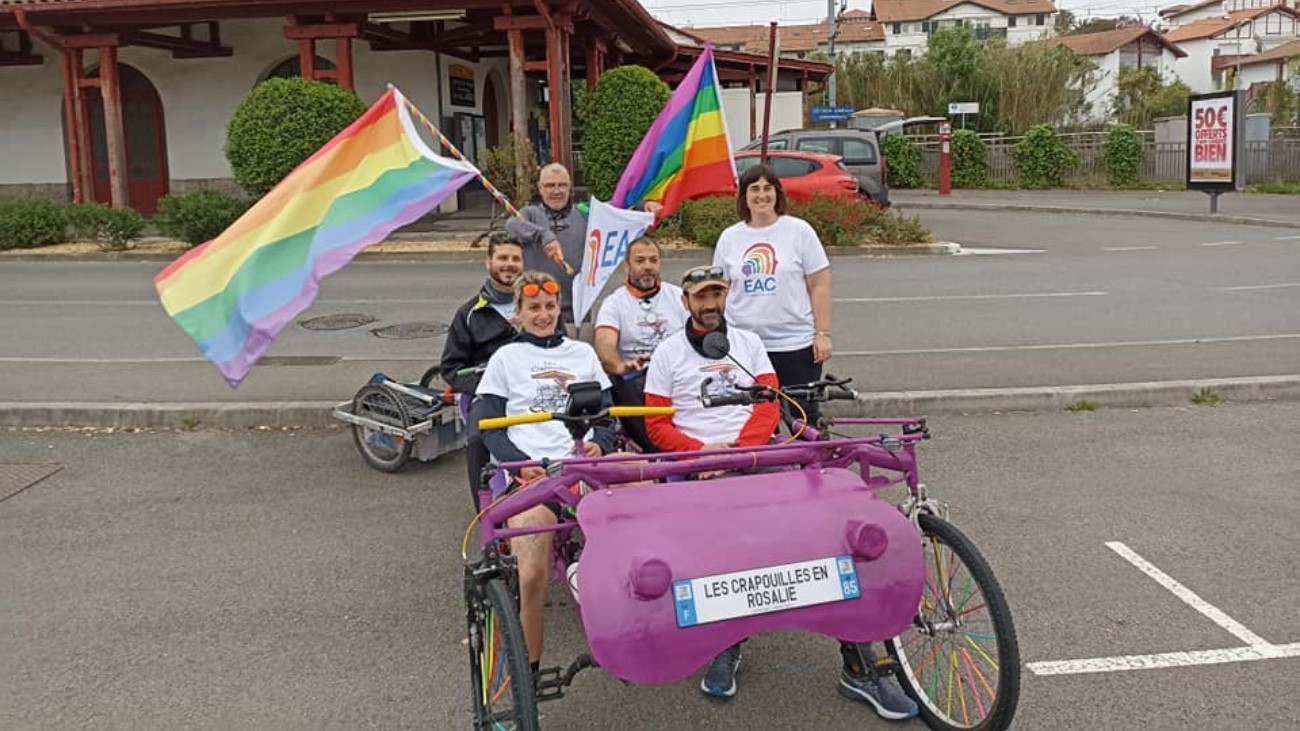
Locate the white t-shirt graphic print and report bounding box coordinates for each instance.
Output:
[594,283,688,361]
[712,216,830,351]
[477,339,611,460]
[644,328,774,446]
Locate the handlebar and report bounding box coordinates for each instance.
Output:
[478,405,675,432]
[699,375,857,408]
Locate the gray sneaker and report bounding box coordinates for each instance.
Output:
[700,644,742,698]
[839,666,919,721]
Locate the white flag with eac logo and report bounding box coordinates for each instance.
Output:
[573,198,655,324]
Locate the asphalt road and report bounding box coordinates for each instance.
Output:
[4,402,1298,729]
[0,210,1296,402]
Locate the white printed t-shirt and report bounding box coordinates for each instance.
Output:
[643,327,774,445]
[712,215,831,351]
[477,339,611,460]
[594,283,688,361]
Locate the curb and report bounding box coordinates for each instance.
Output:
[0,242,959,264]
[893,200,1300,229]
[5,375,1297,429]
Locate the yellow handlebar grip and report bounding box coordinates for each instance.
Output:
[478,412,553,431]
[609,406,676,418]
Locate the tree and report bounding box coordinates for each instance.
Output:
[580,66,671,200]
[1111,66,1192,129]
[224,77,368,197]
[1249,81,1298,127]
[1054,9,1076,35]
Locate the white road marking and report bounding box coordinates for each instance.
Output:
[1199,240,1243,247]
[1102,246,1157,251]
[954,247,1046,255]
[0,298,460,306]
[1220,282,1300,291]
[1275,235,1300,241]
[1027,643,1300,677]
[1105,542,1273,647]
[837,291,1107,304]
[835,332,1300,356]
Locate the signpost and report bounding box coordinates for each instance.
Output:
[938,121,953,196]
[1185,91,1244,213]
[811,105,855,124]
[947,101,979,129]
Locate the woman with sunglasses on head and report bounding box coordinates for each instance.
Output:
[470,270,616,684]
[712,163,834,424]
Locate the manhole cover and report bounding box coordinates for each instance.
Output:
[300,313,376,331]
[1,463,62,502]
[371,321,448,340]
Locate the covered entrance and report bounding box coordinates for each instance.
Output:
[84,64,168,215]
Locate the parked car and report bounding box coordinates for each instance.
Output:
[732,150,859,202]
[741,129,890,207]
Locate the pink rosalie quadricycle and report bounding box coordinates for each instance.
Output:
[460,377,1020,731]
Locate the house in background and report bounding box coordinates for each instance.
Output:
[684,9,886,60]
[1210,37,1300,105]
[1046,27,1188,121]
[1164,4,1300,91]
[1161,0,1298,29]
[871,0,1058,58]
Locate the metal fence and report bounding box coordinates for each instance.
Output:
[915,131,1300,186]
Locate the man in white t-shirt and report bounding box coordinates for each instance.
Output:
[594,237,687,452]
[645,263,919,720]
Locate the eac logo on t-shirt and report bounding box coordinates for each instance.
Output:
[740,242,779,295]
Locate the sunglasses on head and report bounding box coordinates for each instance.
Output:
[683,266,726,284]
[521,280,561,297]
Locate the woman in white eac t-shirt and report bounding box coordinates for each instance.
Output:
[712,162,833,421]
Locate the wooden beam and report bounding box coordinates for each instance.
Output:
[283,23,361,40]
[523,60,547,72]
[98,44,129,209]
[60,33,121,49]
[493,15,573,33]
[122,30,232,58]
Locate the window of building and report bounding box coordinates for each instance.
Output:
[1008,16,1017,28]
[1265,13,1282,35]
[1036,14,1046,26]
[897,48,913,59]
[892,22,902,34]
[921,20,939,33]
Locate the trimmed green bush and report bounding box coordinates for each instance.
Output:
[869,211,932,246]
[154,190,251,247]
[790,195,884,247]
[678,195,736,247]
[0,199,68,250]
[1013,125,1079,189]
[65,202,146,250]
[1102,124,1145,188]
[951,129,988,189]
[580,66,671,201]
[225,77,368,197]
[880,134,923,189]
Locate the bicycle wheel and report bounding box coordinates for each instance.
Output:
[466,577,539,731]
[886,514,1020,731]
[351,384,413,472]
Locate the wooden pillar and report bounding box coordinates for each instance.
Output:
[298,38,315,78]
[801,69,810,128]
[335,37,354,90]
[546,22,572,167]
[74,49,93,200]
[585,39,605,93]
[98,44,129,209]
[749,65,758,141]
[557,22,572,167]
[60,48,84,204]
[507,28,528,143]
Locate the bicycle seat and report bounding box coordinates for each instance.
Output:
[573,467,924,685]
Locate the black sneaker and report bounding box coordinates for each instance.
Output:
[700,644,742,698]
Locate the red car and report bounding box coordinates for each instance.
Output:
[732,150,859,201]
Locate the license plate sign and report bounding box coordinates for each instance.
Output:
[673,556,861,628]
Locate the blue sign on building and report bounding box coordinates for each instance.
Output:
[810,106,856,122]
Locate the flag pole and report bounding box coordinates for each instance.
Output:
[760,22,779,164]
[391,85,573,274]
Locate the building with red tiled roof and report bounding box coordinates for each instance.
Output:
[872,0,1058,57]
[1045,27,1188,120]
[1165,4,1299,91]
[686,8,885,58]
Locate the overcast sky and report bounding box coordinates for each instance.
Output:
[639,0,1172,27]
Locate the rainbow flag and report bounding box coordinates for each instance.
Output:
[154,88,477,387]
[612,43,736,218]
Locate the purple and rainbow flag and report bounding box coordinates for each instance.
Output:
[154,88,476,387]
[612,43,736,218]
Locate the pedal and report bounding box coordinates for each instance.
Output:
[534,666,566,702]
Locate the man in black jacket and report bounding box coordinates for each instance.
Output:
[440,234,522,509]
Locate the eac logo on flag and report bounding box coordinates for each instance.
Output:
[573,198,655,323]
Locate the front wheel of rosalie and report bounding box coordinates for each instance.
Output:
[465,577,539,731]
[886,514,1020,731]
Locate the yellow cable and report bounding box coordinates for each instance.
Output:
[460,474,543,561]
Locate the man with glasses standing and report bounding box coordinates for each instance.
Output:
[593,237,687,452]
[505,163,661,328]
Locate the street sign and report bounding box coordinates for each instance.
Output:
[947,102,979,115]
[811,105,855,123]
